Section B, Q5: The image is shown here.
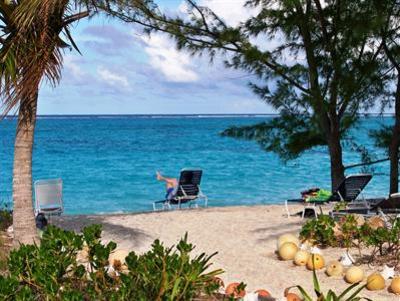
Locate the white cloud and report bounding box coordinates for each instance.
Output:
[97,67,130,88]
[64,55,85,78]
[139,33,199,83]
[198,0,257,26]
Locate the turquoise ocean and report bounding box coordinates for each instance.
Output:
[0,115,393,214]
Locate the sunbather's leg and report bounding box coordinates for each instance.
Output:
[156,171,178,190]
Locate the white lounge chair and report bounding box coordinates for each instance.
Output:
[34,179,63,218]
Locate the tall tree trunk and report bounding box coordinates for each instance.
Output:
[327,124,345,191]
[12,93,39,247]
[389,76,400,194]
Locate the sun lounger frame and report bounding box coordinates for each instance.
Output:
[330,192,400,218]
[153,170,208,211]
[34,178,63,219]
[285,173,372,219]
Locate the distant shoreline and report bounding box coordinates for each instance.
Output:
[2,113,396,119]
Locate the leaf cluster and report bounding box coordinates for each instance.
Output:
[0,224,223,300]
[0,0,92,117]
[0,200,11,232]
[300,214,400,265]
[299,215,336,247]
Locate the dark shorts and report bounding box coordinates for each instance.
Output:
[166,187,176,200]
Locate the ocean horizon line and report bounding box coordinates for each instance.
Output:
[2,112,396,119]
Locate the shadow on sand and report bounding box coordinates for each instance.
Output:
[52,215,151,248]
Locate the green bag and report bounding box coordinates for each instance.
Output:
[305,189,332,203]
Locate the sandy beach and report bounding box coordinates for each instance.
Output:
[54,205,398,300]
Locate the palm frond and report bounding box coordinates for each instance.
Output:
[0,0,87,117]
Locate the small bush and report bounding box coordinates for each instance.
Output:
[300,214,400,266]
[0,200,12,232]
[0,225,223,300]
[299,215,336,247]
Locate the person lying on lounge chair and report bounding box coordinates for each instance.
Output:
[156,171,178,200]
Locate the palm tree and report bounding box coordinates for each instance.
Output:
[0,0,89,246]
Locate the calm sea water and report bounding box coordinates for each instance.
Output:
[0,115,393,214]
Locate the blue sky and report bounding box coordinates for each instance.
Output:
[38,0,273,115]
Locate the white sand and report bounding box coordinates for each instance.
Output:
[54,205,398,300]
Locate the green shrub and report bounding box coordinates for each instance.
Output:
[339,215,360,250]
[0,200,12,232]
[300,215,400,266]
[0,225,223,300]
[299,215,336,247]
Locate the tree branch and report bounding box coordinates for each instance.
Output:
[63,11,89,27]
[345,157,390,170]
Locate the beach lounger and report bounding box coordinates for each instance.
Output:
[153,170,208,211]
[285,174,372,218]
[34,179,63,219]
[331,192,400,217]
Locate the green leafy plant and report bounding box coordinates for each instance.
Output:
[333,201,348,211]
[340,215,361,250]
[301,214,400,266]
[0,225,223,300]
[299,215,336,247]
[0,200,12,232]
[0,199,12,275]
[286,255,371,301]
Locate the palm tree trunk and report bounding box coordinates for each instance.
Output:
[12,92,39,246]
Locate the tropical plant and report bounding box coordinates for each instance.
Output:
[0,200,12,232]
[301,215,400,266]
[0,0,92,245]
[299,215,336,247]
[0,224,223,300]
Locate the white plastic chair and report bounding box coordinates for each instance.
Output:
[34,179,63,218]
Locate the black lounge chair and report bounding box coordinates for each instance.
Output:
[372,193,400,212]
[285,174,373,218]
[331,192,400,217]
[153,169,208,211]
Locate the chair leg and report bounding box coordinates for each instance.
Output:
[203,196,208,207]
[285,200,291,218]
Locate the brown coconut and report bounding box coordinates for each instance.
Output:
[326,260,344,277]
[278,242,298,261]
[366,273,385,291]
[390,277,400,295]
[306,254,325,270]
[293,250,310,266]
[277,233,300,249]
[286,292,302,301]
[255,289,271,297]
[225,282,246,298]
[345,266,364,284]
